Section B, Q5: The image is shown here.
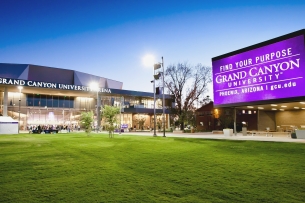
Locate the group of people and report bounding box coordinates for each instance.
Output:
[27,124,81,133]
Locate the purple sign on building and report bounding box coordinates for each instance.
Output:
[212,35,305,106]
[121,124,128,129]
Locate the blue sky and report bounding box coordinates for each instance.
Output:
[1,0,305,99]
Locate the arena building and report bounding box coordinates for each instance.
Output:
[0,63,172,132]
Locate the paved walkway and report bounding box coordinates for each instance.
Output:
[21,130,305,143]
[118,131,305,143]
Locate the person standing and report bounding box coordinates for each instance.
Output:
[37,125,41,134]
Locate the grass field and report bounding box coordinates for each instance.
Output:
[1,133,305,202]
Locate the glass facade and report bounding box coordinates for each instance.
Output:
[1,91,171,131]
[123,96,161,109]
[26,94,74,108]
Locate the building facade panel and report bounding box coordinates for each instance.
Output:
[0,63,29,79]
[28,65,74,85]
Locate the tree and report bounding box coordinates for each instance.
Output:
[102,105,120,138]
[185,109,196,129]
[165,62,212,130]
[217,108,234,129]
[80,111,94,136]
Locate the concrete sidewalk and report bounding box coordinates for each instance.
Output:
[20,130,305,143]
[118,131,305,143]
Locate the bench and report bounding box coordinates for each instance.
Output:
[247,131,291,137]
[212,130,223,134]
[173,130,184,133]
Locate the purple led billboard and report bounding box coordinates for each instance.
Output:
[212,35,305,106]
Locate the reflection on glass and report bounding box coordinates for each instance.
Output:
[53,96,59,107]
[69,97,74,108]
[59,96,65,108]
[27,94,33,106]
[47,95,52,107]
[64,96,70,108]
[24,94,74,108]
[34,94,40,106]
[40,95,46,107]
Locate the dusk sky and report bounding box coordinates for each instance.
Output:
[1,0,305,99]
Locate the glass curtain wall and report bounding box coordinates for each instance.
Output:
[7,94,96,129]
[27,94,74,108]
[123,96,155,109]
[1,92,169,131]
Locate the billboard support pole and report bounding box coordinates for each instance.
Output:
[257,109,260,131]
[234,107,237,136]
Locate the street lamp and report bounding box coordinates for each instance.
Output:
[17,86,23,133]
[154,56,166,137]
[119,96,124,135]
[151,80,157,136]
[161,57,165,137]
[90,82,100,133]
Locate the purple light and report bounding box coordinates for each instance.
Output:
[212,35,305,106]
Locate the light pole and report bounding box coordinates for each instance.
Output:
[154,56,166,137]
[151,79,157,136]
[18,86,23,133]
[119,96,123,135]
[161,57,165,137]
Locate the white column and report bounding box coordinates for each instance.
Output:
[25,108,29,130]
[97,93,101,132]
[167,114,170,129]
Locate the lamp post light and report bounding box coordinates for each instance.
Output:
[17,86,23,133]
[119,96,123,135]
[153,56,166,137]
[161,57,165,137]
[151,79,157,136]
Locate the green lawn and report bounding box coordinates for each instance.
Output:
[1,133,305,203]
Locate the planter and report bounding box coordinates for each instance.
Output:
[242,127,247,136]
[223,129,233,136]
[295,130,305,139]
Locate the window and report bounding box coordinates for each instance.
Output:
[68,97,74,108]
[198,112,204,116]
[27,94,33,106]
[34,94,40,106]
[40,95,47,107]
[58,96,65,107]
[47,95,53,107]
[53,96,59,107]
